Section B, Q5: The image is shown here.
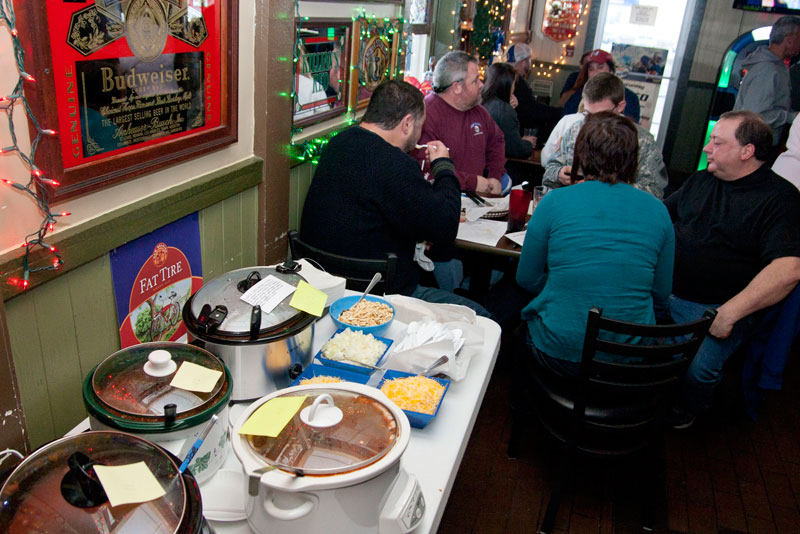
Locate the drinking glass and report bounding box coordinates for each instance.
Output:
[533,186,549,210]
[507,188,532,233]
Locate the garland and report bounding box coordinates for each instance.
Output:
[1,0,67,291]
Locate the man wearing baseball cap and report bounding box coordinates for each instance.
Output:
[561,49,640,123]
[506,42,562,149]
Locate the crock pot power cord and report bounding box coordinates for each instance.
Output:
[0,448,24,467]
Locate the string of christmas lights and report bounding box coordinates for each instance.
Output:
[289,5,407,166]
[0,0,67,291]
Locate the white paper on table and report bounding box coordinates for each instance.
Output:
[457,219,508,247]
[240,275,296,313]
[505,229,527,247]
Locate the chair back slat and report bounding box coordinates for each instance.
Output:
[288,230,398,294]
[568,306,716,434]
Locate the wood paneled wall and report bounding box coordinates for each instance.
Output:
[5,186,259,448]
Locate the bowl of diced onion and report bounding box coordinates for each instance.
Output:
[316,328,393,374]
[330,295,395,337]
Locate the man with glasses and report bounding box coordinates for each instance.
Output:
[413,51,505,195]
[542,72,667,199]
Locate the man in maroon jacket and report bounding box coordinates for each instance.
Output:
[414,51,506,194]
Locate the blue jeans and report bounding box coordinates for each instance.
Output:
[411,285,492,318]
[432,259,464,292]
[668,294,761,415]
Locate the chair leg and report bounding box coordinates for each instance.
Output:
[540,447,572,534]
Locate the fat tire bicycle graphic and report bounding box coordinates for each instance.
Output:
[150,291,181,341]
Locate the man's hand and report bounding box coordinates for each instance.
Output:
[476,176,502,195]
[510,94,519,109]
[709,305,736,339]
[426,140,450,162]
[558,165,572,186]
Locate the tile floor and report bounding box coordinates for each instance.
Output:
[437,340,800,533]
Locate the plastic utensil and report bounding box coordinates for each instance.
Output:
[352,273,382,308]
[339,354,385,371]
[421,355,449,376]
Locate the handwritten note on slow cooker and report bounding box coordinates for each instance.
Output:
[240,275,296,313]
[93,462,166,507]
[170,361,223,393]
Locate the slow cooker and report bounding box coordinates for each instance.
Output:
[183,266,315,401]
[0,430,212,533]
[83,342,231,484]
[232,382,425,534]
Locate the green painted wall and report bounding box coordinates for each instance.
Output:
[5,165,261,448]
[289,160,316,232]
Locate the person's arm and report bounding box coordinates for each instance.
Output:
[652,218,675,308]
[496,104,533,159]
[736,68,789,132]
[381,148,462,245]
[542,122,579,188]
[711,257,800,338]
[516,195,552,294]
[634,129,669,199]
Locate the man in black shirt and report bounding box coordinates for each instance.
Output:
[300,80,489,315]
[665,110,800,427]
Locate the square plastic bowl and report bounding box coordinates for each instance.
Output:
[291,363,371,386]
[330,295,395,337]
[378,370,450,429]
[316,329,393,375]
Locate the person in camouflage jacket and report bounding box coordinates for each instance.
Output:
[542,74,668,199]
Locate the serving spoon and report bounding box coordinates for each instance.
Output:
[352,272,382,308]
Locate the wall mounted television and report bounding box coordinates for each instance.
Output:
[732,0,800,15]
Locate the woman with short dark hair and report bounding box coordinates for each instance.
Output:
[516,112,675,375]
[481,62,536,160]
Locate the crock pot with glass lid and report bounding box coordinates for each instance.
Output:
[182,266,316,401]
[0,430,211,534]
[83,342,231,484]
[232,382,425,534]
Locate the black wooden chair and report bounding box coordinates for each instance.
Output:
[509,306,717,533]
[287,230,399,295]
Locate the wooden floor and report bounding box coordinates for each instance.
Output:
[438,339,800,533]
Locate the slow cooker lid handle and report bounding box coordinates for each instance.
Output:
[60,452,108,508]
[196,304,228,334]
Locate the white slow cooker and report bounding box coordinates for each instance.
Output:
[232,382,425,534]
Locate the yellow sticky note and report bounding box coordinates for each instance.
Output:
[93,462,166,508]
[238,396,307,437]
[170,361,223,393]
[289,280,327,317]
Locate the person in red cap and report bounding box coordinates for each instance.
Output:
[559,49,640,123]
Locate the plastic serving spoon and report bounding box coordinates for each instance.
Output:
[352,272,382,308]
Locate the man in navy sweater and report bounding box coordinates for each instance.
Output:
[300,80,489,314]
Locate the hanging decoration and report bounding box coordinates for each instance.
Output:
[542,0,582,42]
[551,0,591,67]
[469,0,511,61]
[1,0,68,291]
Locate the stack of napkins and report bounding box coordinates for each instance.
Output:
[295,259,346,307]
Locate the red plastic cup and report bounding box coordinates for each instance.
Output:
[507,188,532,233]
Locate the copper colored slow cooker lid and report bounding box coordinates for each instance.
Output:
[0,431,187,534]
[243,387,400,476]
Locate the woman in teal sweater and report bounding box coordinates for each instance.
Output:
[516,112,674,375]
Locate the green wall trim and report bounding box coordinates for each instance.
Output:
[2,157,264,301]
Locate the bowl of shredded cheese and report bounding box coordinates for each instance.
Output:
[378,370,450,428]
[330,295,395,337]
